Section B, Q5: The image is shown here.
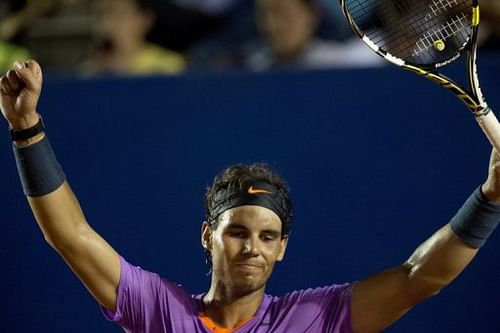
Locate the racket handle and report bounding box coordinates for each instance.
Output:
[475,108,500,153]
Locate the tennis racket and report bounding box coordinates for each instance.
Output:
[339,0,500,152]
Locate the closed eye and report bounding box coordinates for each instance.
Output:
[229,230,247,238]
[261,231,280,242]
[226,226,248,239]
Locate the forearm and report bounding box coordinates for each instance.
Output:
[28,181,91,249]
[12,125,82,247]
[12,128,81,248]
[12,127,101,252]
[405,185,500,299]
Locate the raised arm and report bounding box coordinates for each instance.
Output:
[0,60,120,311]
[350,150,500,333]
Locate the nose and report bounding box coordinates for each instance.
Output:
[242,237,259,257]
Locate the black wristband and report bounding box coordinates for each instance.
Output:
[450,186,500,248]
[13,135,66,196]
[10,117,45,141]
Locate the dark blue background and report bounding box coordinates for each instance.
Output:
[1,54,499,332]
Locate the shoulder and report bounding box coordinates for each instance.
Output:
[104,257,201,330]
[119,256,194,303]
[274,283,354,305]
[256,284,354,332]
[261,283,354,315]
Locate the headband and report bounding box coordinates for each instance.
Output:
[208,180,289,233]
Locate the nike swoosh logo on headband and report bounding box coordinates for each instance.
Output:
[248,186,272,195]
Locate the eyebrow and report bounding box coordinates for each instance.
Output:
[226,224,248,231]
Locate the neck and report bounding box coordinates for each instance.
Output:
[203,280,265,329]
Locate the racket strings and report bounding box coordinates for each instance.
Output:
[344,0,472,66]
[428,0,460,18]
[413,13,469,57]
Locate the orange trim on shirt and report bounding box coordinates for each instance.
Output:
[199,312,254,333]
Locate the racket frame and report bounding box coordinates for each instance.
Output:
[339,0,500,151]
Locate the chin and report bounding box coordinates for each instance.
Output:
[231,278,266,295]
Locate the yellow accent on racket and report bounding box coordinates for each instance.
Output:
[472,6,480,26]
[433,39,446,52]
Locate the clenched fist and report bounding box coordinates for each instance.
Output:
[0,59,43,130]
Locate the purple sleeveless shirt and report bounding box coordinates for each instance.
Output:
[101,257,354,333]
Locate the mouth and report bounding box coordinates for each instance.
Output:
[233,263,263,271]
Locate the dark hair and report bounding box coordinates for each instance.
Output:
[205,163,293,236]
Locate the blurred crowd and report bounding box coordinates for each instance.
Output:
[1,0,499,77]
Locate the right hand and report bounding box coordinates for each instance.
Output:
[481,149,500,203]
[0,59,43,130]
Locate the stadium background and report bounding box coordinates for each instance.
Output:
[0,54,499,332]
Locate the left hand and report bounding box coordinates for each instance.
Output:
[481,149,500,203]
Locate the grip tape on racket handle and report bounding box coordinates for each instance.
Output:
[475,108,500,154]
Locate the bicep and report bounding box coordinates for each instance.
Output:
[350,225,478,333]
[350,265,420,333]
[57,225,121,311]
[28,182,121,310]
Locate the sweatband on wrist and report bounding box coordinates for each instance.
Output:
[450,186,500,248]
[13,135,66,197]
[10,116,45,141]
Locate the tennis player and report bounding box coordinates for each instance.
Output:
[1,60,499,333]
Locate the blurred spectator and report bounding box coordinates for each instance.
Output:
[186,0,260,71]
[479,0,500,50]
[0,41,30,75]
[83,0,186,76]
[173,0,239,16]
[244,0,382,71]
[0,0,58,73]
[188,0,382,72]
[145,1,230,53]
[0,0,59,41]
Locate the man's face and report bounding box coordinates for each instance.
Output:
[95,0,152,43]
[202,205,288,295]
[257,0,317,58]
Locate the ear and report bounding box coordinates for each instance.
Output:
[201,221,212,251]
[276,236,289,262]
